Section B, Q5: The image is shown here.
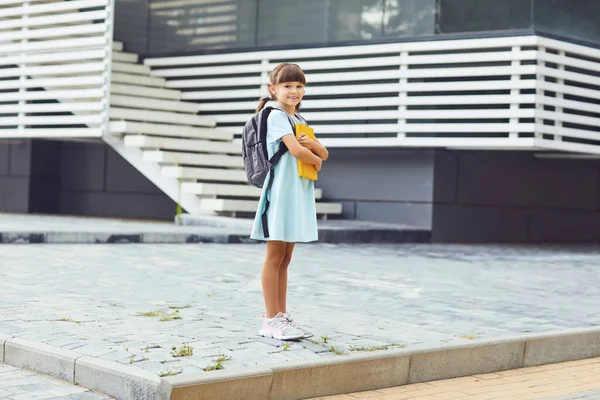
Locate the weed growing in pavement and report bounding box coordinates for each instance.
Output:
[329,346,344,355]
[459,334,478,340]
[203,355,230,371]
[168,304,192,310]
[137,309,182,321]
[348,344,406,352]
[171,344,194,358]
[59,316,80,324]
[137,311,161,317]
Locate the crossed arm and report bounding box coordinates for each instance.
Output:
[281,134,328,171]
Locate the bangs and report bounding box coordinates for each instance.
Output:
[276,64,306,85]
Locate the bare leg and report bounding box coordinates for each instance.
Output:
[262,241,286,318]
[277,242,295,314]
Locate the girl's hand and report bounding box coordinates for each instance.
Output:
[297,134,313,149]
[314,157,322,172]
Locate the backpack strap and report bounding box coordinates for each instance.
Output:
[260,108,297,239]
[261,143,287,238]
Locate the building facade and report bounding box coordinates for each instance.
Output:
[2,0,600,242]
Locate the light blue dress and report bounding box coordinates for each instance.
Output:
[250,109,318,243]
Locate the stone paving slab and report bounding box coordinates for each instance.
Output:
[0,363,113,400]
[1,243,600,398]
[0,213,430,244]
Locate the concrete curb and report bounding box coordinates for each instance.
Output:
[2,327,600,400]
[4,337,80,382]
[0,232,253,245]
[0,333,10,363]
[158,327,600,400]
[0,229,431,244]
[75,356,161,400]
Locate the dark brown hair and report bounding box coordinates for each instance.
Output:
[256,63,306,113]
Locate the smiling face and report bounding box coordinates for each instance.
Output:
[271,81,305,110]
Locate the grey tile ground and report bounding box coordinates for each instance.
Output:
[0,364,113,399]
[1,243,599,381]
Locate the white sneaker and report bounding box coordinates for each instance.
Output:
[283,313,314,339]
[258,315,303,341]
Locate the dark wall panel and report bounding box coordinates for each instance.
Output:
[432,204,530,243]
[0,177,29,213]
[60,192,175,220]
[316,148,435,228]
[60,144,105,192]
[58,141,176,220]
[114,0,149,54]
[431,151,600,242]
[318,149,435,202]
[356,202,432,227]
[105,150,163,194]
[529,209,600,242]
[9,141,32,176]
[456,153,598,210]
[0,144,9,176]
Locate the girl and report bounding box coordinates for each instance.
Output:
[250,63,329,340]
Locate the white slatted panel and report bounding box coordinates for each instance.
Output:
[533,37,600,154]
[0,0,113,139]
[144,35,600,153]
[145,36,539,149]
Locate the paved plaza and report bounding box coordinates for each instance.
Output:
[1,243,600,398]
[0,364,112,399]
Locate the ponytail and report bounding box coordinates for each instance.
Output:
[256,96,269,113]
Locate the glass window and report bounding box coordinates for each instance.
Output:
[328,0,385,42]
[257,0,329,47]
[438,0,532,34]
[534,0,600,44]
[383,0,436,37]
[148,0,258,52]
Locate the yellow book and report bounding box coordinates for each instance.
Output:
[295,123,318,181]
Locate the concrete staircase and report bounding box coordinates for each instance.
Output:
[105,42,342,218]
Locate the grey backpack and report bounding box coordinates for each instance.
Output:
[242,106,296,238]
[242,106,293,188]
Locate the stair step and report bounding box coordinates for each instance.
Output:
[162,166,247,182]
[143,150,243,168]
[181,182,323,199]
[111,94,200,114]
[181,182,261,198]
[112,61,151,75]
[111,72,165,88]
[110,107,216,127]
[199,199,342,214]
[112,51,138,63]
[109,121,232,141]
[112,42,123,51]
[124,135,240,155]
[111,83,180,100]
